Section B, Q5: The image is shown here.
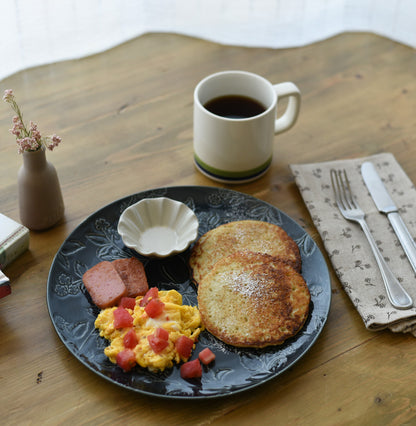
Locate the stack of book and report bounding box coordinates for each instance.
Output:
[0,213,30,298]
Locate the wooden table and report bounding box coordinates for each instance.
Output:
[1,32,416,425]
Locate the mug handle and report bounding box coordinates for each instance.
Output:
[273,82,301,135]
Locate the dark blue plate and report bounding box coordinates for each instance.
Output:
[47,186,331,399]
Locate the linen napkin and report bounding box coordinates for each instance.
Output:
[290,153,416,335]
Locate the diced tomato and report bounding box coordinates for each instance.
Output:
[198,348,216,365]
[144,298,165,318]
[139,287,159,307]
[154,327,169,341]
[116,349,136,372]
[175,335,194,359]
[148,334,169,354]
[119,296,136,310]
[123,329,138,349]
[113,306,134,329]
[180,359,202,379]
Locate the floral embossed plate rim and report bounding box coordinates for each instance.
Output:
[47,186,331,399]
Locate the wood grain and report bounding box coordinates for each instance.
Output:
[1,32,416,425]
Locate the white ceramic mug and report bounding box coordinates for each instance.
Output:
[193,70,301,183]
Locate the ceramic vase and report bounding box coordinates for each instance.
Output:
[17,147,64,231]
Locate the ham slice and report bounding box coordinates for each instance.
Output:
[112,257,148,297]
[82,257,149,308]
[82,261,127,309]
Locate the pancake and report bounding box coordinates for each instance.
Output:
[189,220,301,285]
[197,251,310,348]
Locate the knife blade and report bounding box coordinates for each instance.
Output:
[361,161,416,275]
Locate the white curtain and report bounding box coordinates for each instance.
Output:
[2,0,415,81]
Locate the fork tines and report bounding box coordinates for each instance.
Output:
[330,168,358,211]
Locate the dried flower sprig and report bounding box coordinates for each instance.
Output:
[3,89,62,154]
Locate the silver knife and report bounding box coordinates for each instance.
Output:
[361,161,416,275]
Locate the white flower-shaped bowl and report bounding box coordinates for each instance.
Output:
[117,197,199,258]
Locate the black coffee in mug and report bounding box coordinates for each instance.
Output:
[204,95,266,119]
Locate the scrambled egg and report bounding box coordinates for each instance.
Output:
[95,289,203,372]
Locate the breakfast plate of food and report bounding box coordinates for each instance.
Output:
[47,186,331,399]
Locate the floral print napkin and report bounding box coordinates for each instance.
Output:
[290,153,416,335]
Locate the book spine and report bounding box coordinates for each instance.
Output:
[0,225,30,269]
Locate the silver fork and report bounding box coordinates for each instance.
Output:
[330,169,413,309]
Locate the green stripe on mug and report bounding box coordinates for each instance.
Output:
[194,154,272,180]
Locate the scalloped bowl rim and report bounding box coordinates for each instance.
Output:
[117,197,199,258]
